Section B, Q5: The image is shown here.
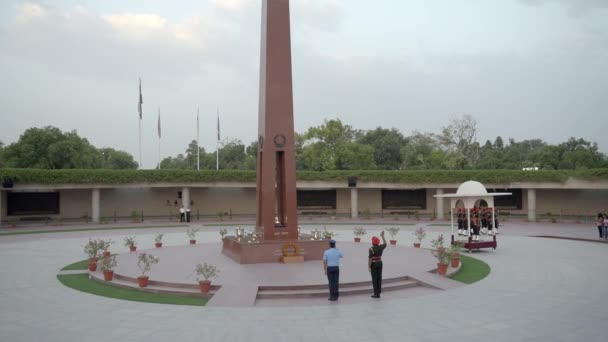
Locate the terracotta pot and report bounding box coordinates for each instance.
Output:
[451,257,460,268]
[437,263,448,275]
[354,237,361,243]
[88,259,97,272]
[129,246,137,252]
[390,240,397,245]
[155,243,162,248]
[103,270,114,281]
[414,242,421,248]
[137,276,149,287]
[102,251,111,257]
[199,280,212,293]
[190,240,196,245]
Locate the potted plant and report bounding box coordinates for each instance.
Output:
[195,262,219,293]
[99,255,117,281]
[431,234,450,276]
[413,227,426,248]
[219,228,228,240]
[131,210,140,223]
[361,208,371,220]
[449,241,464,268]
[353,227,367,242]
[83,238,102,271]
[100,239,113,257]
[322,226,335,240]
[124,236,137,252]
[136,253,159,287]
[186,228,199,244]
[386,227,400,245]
[217,211,225,221]
[154,233,164,248]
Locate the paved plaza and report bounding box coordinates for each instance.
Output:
[0,221,607,342]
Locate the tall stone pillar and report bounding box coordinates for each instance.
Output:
[527,189,537,222]
[435,189,444,220]
[255,0,298,241]
[350,188,358,219]
[182,187,191,209]
[92,188,100,223]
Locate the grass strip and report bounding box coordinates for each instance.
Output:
[449,254,490,284]
[57,274,207,306]
[427,223,451,227]
[0,224,188,236]
[61,259,90,271]
[202,222,417,227]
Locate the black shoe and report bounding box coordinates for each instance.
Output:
[371,295,380,298]
[328,298,337,301]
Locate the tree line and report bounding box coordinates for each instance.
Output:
[1,117,607,170]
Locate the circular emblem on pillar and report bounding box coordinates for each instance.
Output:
[282,242,299,257]
[258,135,264,148]
[273,134,286,148]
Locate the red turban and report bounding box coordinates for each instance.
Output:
[372,236,380,245]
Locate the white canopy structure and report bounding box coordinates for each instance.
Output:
[434,180,511,245]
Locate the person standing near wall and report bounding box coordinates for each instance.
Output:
[369,231,387,298]
[597,213,604,239]
[323,239,343,301]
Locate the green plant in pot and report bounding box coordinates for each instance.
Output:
[124,236,137,252]
[219,227,228,240]
[99,255,117,281]
[136,253,159,287]
[413,227,426,248]
[431,234,450,276]
[386,227,400,245]
[449,241,464,268]
[353,227,367,242]
[322,226,336,240]
[195,262,219,293]
[154,233,164,248]
[83,238,102,271]
[131,210,140,223]
[99,239,113,257]
[186,228,199,244]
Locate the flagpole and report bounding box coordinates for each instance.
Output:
[138,78,143,169]
[197,108,200,171]
[216,107,219,170]
[158,106,161,170]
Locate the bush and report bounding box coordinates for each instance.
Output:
[195,262,219,281]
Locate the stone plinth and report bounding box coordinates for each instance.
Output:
[222,237,328,264]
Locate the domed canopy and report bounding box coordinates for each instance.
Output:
[456,181,488,196]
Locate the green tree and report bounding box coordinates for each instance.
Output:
[2,126,101,169]
[357,127,406,170]
[439,114,480,169]
[299,119,376,170]
[99,148,138,169]
[218,138,247,170]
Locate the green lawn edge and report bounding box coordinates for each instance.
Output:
[449,254,491,284]
[61,259,89,271]
[57,274,207,306]
[0,224,188,236]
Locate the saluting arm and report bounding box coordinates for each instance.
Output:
[380,231,386,245]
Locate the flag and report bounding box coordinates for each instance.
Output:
[138,78,143,119]
[196,109,200,144]
[157,107,161,139]
[217,109,220,141]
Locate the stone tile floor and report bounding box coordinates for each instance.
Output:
[0,221,607,342]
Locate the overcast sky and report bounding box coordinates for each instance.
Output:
[0,0,607,168]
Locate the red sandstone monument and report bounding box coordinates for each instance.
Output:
[222,0,326,264]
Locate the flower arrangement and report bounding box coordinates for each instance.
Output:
[186,228,199,241]
[124,236,137,249]
[219,227,228,239]
[137,253,159,276]
[353,227,367,237]
[195,262,220,281]
[83,238,102,260]
[431,234,450,265]
[385,227,400,239]
[413,227,426,243]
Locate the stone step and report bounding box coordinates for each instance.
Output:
[257,276,413,292]
[256,280,420,299]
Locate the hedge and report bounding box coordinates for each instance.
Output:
[0,168,607,185]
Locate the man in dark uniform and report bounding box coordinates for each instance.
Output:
[369,231,387,298]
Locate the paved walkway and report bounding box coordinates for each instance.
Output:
[0,221,607,341]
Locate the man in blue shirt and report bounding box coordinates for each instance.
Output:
[323,239,343,301]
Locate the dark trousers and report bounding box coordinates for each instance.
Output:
[180,213,185,222]
[371,262,383,296]
[327,266,340,299]
[599,226,604,238]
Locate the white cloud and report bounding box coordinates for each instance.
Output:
[15,2,48,23]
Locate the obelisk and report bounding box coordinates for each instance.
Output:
[256,0,298,241]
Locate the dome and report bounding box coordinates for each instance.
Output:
[456,180,488,196]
